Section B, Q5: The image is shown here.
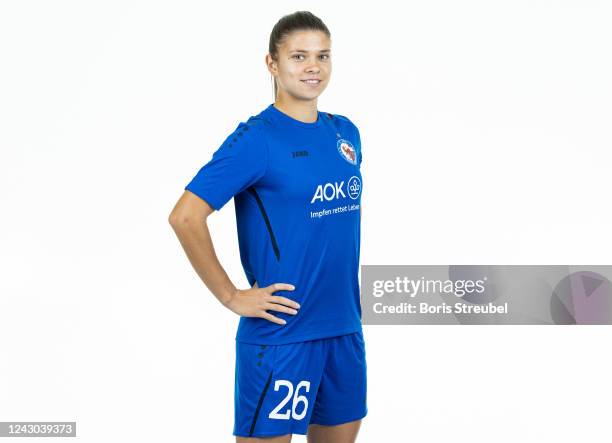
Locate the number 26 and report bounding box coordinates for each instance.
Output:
[268,379,311,420]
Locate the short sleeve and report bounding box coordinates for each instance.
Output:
[185,120,268,210]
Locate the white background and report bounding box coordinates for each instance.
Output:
[1,1,611,442]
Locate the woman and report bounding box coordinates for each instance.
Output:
[169,11,366,443]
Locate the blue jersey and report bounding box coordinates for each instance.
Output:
[185,103,363,345]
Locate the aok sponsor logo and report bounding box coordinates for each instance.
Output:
[310,176,362,204]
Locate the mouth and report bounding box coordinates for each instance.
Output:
[301,79,321,85]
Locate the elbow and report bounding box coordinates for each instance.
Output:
[169,192,214,228]
[168,211,190,229]
[168,209,207,229]
[168,211,180,227]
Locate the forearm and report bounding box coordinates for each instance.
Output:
[170,218,237,306]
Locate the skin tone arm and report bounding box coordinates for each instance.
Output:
[168,190,300,325]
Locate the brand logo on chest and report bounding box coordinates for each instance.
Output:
[291,150,309,158]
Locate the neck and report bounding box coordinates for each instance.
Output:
[274,94,318,124]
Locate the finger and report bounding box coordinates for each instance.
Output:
[268,296,300,309]
[264,303,298,315]
[265,283,295,293]
[261,312,287,325]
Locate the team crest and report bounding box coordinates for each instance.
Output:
[337,139,357,165]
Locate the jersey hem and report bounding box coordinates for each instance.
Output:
[235,325,363,346]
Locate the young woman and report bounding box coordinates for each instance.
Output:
[169,11,366,443]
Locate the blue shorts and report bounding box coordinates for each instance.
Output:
[233,330,368,437]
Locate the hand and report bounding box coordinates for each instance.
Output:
[224,282,300,325]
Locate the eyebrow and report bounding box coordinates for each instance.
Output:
[290,49,331,53]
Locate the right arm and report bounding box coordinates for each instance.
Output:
[168,190,300,325]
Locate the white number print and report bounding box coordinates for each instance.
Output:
[268,380,292,420]
[268,379,311,420]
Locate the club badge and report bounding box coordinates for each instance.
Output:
[337,139,357,165]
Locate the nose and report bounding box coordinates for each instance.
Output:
[305,58,321,73]
[305,66,321,76]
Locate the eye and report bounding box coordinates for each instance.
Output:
[292,54,305,60]
[320,54,330,60]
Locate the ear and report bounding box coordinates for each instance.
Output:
[265,53,277,76]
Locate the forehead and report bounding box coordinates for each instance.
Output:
[279,29,331,52]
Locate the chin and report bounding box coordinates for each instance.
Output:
[300,87,327,99]
[291,91,322,101]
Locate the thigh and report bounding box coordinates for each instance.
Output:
[307,419,362,443]
[237,434,292,443]
[234,339,327,438]
[309,331,368,428]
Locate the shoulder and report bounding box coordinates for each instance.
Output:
[234,114,267,134]
[322,111,361,147]
[322,111,359,132]
[222,115,268,150]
